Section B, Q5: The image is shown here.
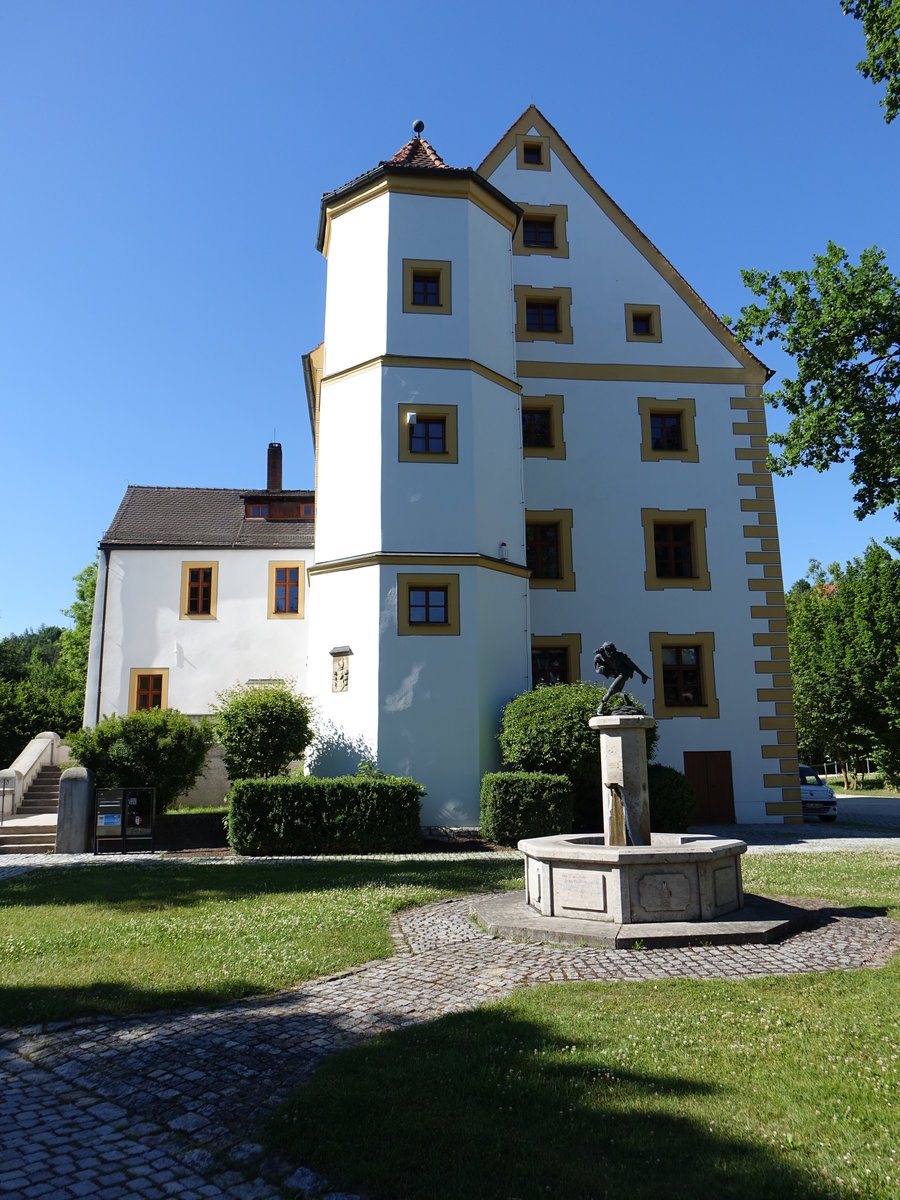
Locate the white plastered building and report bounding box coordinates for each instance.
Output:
[84,107,801,827]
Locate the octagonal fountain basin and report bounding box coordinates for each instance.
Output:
[518,832,747,924]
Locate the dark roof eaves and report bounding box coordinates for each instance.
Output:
[302,351,318,447]
[316,164,520,252]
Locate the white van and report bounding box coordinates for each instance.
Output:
[799,764,838,822]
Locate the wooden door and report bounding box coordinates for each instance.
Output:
[683,750,736,823]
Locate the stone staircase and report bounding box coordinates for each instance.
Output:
[0,765,61,854]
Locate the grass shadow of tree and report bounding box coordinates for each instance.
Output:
[264,1004,840,1200]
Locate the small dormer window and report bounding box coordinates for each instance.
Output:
[247,503,270,518]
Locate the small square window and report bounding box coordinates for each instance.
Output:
[412,272,441,307]
[526,301,559,333]
[514,204,569,258]
[638,398,698,463]
[522,218,555,247]
[632,313,652,336]
[408,586,448,625]
[532,647,568,685]
[128,668,169,713]
[531,633,582,687]
[516,133,550,171]
[625,303,662,343]
[515,287,573,343]
[403,259,451,315]
[398,573,460,635]
[410,418,446,455]
[398,404,458,463]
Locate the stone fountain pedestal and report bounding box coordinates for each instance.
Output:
[500,711,755,939]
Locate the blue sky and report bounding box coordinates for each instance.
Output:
[1,0,897,636]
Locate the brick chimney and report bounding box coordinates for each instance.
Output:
[267,442,283,491]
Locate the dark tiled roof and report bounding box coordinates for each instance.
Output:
[387,136,453,170]
[101,487,315,550]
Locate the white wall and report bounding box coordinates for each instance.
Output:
[322,194,390,375]
[488,142,743,371]
[305,563,382,772]
[95,546,313,720]
[376,563,528,826]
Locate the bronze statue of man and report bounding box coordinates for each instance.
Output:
[594,641,649,714]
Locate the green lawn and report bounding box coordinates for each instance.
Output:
[266,851,900,1200]
[0,857,523,1027]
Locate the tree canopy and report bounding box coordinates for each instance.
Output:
[842,0,900,124]
[731,242,900,520]
[786,540,900,784]
[0,561,97,764]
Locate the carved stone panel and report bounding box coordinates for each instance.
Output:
[637,870,693,913]
[552,865,608,917]
[332,655,349,693]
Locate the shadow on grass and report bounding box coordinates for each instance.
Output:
[0,857,524,911]
[265,1007,834,1200]
[0,979,264,1029]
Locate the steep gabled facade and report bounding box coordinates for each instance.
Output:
[85,107,801,827]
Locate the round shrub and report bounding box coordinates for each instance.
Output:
[214,680,314,780]
[68,708,214,811]
[480,771,573,846]
[498,683,658,829]
[648,763,696,832]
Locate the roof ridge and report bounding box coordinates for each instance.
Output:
[384,135,453,171]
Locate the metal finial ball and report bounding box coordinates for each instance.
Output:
[412,119,425,135]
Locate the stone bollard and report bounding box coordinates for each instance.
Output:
[56,767,95,854]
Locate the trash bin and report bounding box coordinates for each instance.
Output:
[94,788,156,853]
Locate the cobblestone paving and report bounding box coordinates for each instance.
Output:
[1,850,898,1198]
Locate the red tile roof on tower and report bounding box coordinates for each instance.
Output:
[385,136,453,170]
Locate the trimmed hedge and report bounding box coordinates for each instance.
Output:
[480,771,573,846]
[648,764,697,833]
[227,775,423,856]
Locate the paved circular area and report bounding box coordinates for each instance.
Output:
[1,849,898,1199]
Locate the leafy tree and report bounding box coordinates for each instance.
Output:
[68,707,214,811]
[786,541,900,785]
[731,243,900,520]
[214,680,314,781]
[786,573,869,785]
[57,560,97,688]
[842,0,900,123]
[0,625,79,765]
